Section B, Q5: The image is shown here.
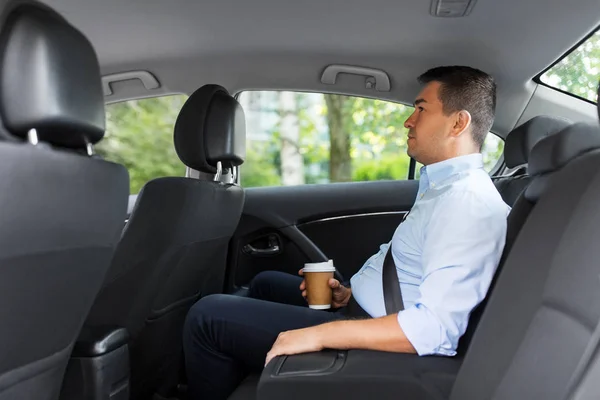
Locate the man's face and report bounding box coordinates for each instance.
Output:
[404,81,455,165]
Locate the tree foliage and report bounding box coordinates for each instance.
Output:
[541,31,599,102]
[97,95,187,193]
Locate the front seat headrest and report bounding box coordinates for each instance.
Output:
[174,84,246,174]
[528,122,600,176]
[0,3,105,149]
[504,116,572,168]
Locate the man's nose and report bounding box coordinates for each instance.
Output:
[404,115,415,129]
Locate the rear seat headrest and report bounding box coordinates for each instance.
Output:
[528,122,600,176]
[0,3,105,149]
[173,84,246,174]
[504,116,572,168]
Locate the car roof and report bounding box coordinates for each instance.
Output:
[40,0,600,136]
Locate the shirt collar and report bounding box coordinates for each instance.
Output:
[419,153,484,190]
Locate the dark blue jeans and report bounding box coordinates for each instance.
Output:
[182,271,346,400]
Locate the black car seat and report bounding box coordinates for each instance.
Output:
[493,115,571,206]
[83,85,246,399]
[452,119,600,399]
[0,3,128,399]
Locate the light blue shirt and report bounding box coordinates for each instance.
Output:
[350,153,510,356]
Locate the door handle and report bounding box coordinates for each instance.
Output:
[243,243,280,256]
[243,234,282,256]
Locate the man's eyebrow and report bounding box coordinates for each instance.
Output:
[413,98,427,106]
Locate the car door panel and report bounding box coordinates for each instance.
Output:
[297,211,406,279]
[225,179,418,292]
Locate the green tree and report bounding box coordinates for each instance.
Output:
[482,134,504,171]
[542,31,599,102]
[324,94,352,182]
[240,141,281,187]
[353,154,411,181]
[97,95,187,193]
[322,95,414,183]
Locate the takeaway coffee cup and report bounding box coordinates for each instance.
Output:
[303,260,336,309]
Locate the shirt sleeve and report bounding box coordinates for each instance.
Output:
[397,192,508,356]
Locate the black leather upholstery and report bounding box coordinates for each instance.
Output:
[528,122,600,176]
[0,3,128,400]
[174,85,246,174]
[493,115,570,206]
[85,86,246,400]
[493,174,528,207]
[525,123,600,202]
[258,350,460,400]
[504,115,571,168]
[0,3,105,148]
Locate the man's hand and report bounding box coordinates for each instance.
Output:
[298,269,352,308]
[265,326,324,366]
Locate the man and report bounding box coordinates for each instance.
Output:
[183,66,510,399]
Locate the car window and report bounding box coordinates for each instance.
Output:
[481,133,504,172]
[97,95,188,193]
[539,29,599,103]
[239,91,505,187]
[238,91,414,188]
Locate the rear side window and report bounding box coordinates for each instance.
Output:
[97,95,188,193]
[239,91,505,188]
[539,30,599,103]
[238,91,415,188]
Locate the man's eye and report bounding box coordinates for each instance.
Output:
[418,107,424,112]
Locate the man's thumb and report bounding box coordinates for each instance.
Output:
[329,279,340,289]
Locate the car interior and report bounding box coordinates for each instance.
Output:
[0,0,598,399]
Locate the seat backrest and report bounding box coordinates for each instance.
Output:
[450,120,600,400]
[493,115,571,206]
[458,116,573,354]
[0,3,128,400]
[84,85,246,399]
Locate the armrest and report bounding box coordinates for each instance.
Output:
[258,350,462,400]
[61,326,130,400]
[72,326,129,357]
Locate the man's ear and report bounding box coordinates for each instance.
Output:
[450,110,472,137]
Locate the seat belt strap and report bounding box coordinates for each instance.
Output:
[382,244,404,315]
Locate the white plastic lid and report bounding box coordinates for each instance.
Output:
[303,259,335,272]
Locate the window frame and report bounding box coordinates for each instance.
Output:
[236,90,506,186]
[533,25,600,105]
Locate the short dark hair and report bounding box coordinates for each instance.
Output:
[418,66,496,149]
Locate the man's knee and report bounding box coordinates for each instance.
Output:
[184,294,234,340]
[250,270,284,286]
[248,270,286,297]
